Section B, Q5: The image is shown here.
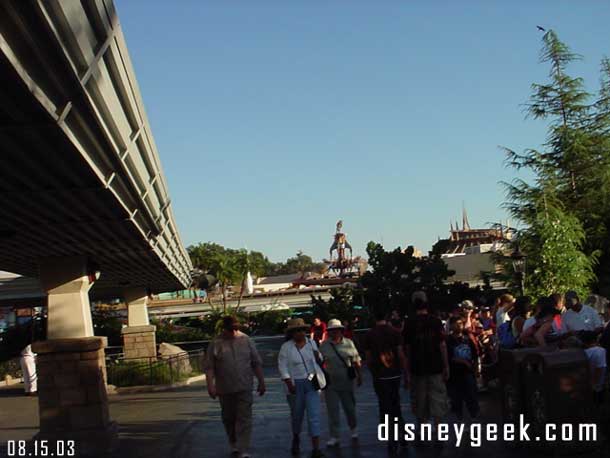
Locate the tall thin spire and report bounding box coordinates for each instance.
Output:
[462,204,471,231]
[450,220,454,232]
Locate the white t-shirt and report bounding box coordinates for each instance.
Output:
[278,338,326,389]
[563,305,603,332]
[585,346,607,392]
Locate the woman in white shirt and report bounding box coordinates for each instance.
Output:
[495,293,515,327]
[278,318,326,458]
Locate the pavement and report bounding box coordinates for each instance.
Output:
[1,368,608,458]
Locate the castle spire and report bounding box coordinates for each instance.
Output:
[462,204,471,231]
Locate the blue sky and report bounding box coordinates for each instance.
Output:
[116,0,610,262]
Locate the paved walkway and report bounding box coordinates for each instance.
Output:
[1,369,607,458]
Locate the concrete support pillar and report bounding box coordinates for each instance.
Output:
[124,287,150,327]
[32,337,118,454]
[35,257,117,453]
[39,256,94,339]
[122,288,156,360]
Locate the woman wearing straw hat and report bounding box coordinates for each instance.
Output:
[319,319,362,448]
[278,318,326,458]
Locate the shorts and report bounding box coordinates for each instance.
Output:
[410,373,449,420]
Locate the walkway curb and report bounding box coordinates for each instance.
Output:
[0,376,23,387]
[108,374,206,395]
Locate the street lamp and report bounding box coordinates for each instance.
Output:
[511,244,527,296]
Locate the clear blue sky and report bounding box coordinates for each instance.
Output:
[116,0,609,262]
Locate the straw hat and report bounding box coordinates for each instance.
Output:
[327,319,344,331]
[461,300,475,310]
[285,318,309,332]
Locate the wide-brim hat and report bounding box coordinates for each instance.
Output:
[285,318,309,332]
[461,300,475,310]
[327,319,344,330]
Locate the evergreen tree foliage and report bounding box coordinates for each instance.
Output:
[502,30,610,295]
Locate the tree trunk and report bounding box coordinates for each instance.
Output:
[222,285,227,314]
[235,278,246,314]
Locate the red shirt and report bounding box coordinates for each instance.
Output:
[310,322,327,342]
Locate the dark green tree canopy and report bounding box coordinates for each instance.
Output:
[502,30,610,295]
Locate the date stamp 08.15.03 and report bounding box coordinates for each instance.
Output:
[5,441,76,457]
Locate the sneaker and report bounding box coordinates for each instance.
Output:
[230,443,238,455]
[350,428,359,440]
[326,437,340,447]
[240,454,251,458]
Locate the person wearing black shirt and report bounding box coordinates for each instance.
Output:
[403,291,449,428]
[363,308,408,454]
[446,316,480,420]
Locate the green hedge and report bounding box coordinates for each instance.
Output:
[0,358,21,380]
[106,359,199,387]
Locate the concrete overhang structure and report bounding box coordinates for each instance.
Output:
[0,1,193,450]
[0,0,192,298]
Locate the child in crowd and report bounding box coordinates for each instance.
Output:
[446,316,480,420]
[582,331,607,403]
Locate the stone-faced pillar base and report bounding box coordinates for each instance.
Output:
[32,337,118,455]
[121,325,157,360]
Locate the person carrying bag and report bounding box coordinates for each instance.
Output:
[278,318,326,458]
[319,319,362,447]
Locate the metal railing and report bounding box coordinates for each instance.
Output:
[105,349,204,388]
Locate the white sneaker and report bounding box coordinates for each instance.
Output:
[350,429,359,439]
[230,443,238,454]
[326,437,340,447]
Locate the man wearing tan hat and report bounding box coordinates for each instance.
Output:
[205,316,266,458]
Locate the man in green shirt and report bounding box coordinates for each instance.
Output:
[319,319,362,447]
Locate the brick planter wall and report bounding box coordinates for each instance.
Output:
[121,325,157,361]
[32,337,118,455]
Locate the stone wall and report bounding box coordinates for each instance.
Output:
[121,325,157,360]
[32,337,118,454]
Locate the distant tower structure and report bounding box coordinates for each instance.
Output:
[328,220,355,276]
[462,205,471,231]
[444,206,509,255]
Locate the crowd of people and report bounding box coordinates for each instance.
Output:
[203,290,610,458]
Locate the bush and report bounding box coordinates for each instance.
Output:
[92,308,123,347]
[0,320,46,363]
[0,358,22,380]
[248,309,291,335]
[106,358,198,387]
[311,286,359,323]
[152,319,208,343]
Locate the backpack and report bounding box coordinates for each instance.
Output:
[498,321,517,349]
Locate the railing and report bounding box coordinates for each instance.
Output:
[104,328,371,385]
[105,349,204,388]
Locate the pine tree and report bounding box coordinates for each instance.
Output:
[502,30,602,295]
[519,195,596,299]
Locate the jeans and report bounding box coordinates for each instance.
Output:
[447,373,479,420]
[372,377,404,444]
[218,390,253,453]
[287,378,322,437]
[325,388,357,439]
